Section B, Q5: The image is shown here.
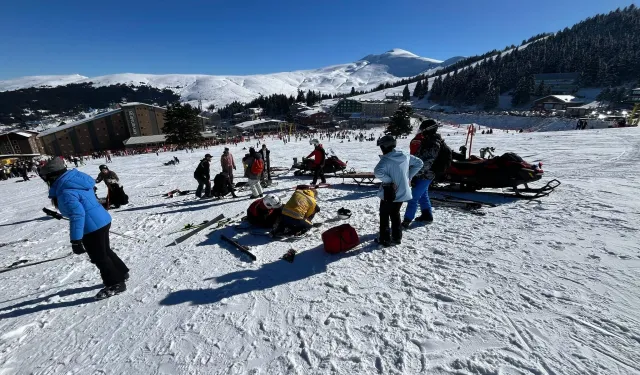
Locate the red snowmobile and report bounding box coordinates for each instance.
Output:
[292,154,348,176]
[436,151,560,199]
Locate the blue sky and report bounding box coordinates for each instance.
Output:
[0,0,634,79]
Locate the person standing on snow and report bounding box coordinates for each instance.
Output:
[194,154,213,198]
[306,139,326,185]
[220,148,236,185]
[242,147,264,199]
[374,135,423,246]
[259,144,271,185]
[95,165,129,208]
[402,120,450,227]
[39,157,129,300]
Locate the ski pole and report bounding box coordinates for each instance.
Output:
[42,208,146,242]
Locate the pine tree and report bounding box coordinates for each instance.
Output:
[413,81,422,97]
[484,84,499,110]
[350,87,356,96]
[206,103,215,111]
[296,90,305,103]
[385,106,413,137]
[402,85,410,101]
[535,81,546,97]
[163,103,204,146]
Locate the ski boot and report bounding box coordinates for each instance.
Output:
[95,282,126,300]
[401,218,412,229]
[415,210,434,223]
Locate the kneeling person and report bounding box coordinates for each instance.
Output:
[211,171,237,199]
[272,189,319,236]
[247,194,282,228]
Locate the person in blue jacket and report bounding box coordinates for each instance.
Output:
[374,135,423,246]
[40,157,129,300]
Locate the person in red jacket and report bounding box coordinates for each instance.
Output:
[306,139,326,185]
[246,194,283,228]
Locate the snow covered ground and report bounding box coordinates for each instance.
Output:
[1,126,639,374]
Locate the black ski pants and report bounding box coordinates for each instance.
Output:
[195,178,211,198]
[379,201,403,242]
[82,223,129,287]
[311,167,326,185]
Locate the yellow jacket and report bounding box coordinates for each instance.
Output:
[282,190,317,222]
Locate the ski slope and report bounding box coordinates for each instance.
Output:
[1,126,639,374]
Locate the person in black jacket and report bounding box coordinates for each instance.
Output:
[194,154,213,198]
[259,144,271,184]
[95,165,129,208]
[211,171,237,199]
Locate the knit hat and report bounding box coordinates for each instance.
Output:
[40,157,67,177]
[419,119,439,134]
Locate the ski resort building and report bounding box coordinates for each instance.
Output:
[37,103,210,156]
[234,118,285,133]
[533,73,580,95]
[532,95,584,111]
[360,99,400,117]
[0,130,42,158]
[332,99,363,117]
[294,109,332,127]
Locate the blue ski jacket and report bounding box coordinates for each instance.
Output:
[48,169,111,241]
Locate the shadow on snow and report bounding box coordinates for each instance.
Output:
[0,285,102,319]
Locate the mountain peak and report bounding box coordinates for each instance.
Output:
[360,49,445,77]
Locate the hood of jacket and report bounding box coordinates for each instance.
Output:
[379,149,409,164]
[49,169,94,198]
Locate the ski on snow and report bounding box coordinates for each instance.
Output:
[220,235,257,261]
[170,214,224,246]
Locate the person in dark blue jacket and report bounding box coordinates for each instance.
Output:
[40,157,129,300]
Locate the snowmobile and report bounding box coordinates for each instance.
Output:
[435,151,560,199]
[292,151,347,176]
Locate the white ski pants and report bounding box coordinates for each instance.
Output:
[248,179,263,197]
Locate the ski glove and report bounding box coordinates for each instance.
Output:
[71,240,86,255]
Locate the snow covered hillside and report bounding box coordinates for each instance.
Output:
[0,49,458,109]
[1,127,639,374]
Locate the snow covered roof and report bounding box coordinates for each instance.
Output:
[119,102,165,111]
[535,95,582,103]
[567,101,602,109]
[0,130,36,138]
[38,109,123,137]
[234,119,285,129]
[298,109,326,117]
[123,132,217,146]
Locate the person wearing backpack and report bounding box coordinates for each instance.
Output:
[242,147,264,198]
[374,135,423,246]
[402,120,452,227]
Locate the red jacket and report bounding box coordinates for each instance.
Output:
[221,153,235,169]
[306,146,326,167]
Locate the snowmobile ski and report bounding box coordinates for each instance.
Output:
[220,235,257,261]
[170,214,224,246]
[0,254,73,274]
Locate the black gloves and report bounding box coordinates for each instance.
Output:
[71,240,86,255]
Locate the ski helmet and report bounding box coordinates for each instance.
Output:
[204,154,212,159]
[376,135,396,149]
[263,194,282,209]
[99,164,108,171]
[337,207,352,220]
[309,139,320,146]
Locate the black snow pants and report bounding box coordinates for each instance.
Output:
[195,178,211,198]
[311,166,326,185]
[82,223,129,287]
[379,201,403,242]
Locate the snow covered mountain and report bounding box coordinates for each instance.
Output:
[0,49,459,108]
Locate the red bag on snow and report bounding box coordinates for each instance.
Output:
[322,224,360,254]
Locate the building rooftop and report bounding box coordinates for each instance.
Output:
[119,102,165,111]
[0,130,38,138]
[123,132,217,146]
[298,109,325,117]
[234,118,285,129]
[536,95,583,103]
[38,109,123,137]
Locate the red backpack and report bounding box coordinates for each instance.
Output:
[251,158,264,175]
[322,224,360,254]
[409,133,424,155]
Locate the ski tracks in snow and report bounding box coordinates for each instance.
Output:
[0,129,639,374]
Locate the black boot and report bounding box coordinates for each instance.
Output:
[95,282,126,300]
[401,218,412,229]
[415,211,434,223]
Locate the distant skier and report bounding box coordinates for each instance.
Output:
[374,135,423,246]
[194,154,213,198]
[306,139,326,185]
[246,194,283,228]
[173,156,180,164]
[211,171,238,199]
[220,148,236,185]
[242,147,264,199]
[39,157,129,300]
[95,165,129,208]
[272,189,319,236]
